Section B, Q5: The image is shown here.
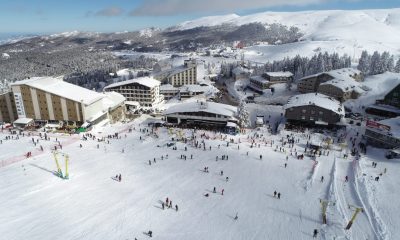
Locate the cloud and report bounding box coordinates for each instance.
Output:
[95,6,124,17]
[130,0,327,16]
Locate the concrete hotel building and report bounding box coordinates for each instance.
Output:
[10,77,125,124]
[104,77,163,108]
[154,59,197,87]
[0,91,18,123]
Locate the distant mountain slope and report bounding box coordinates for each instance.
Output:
[173,9,400,59]
[173,9,400,42]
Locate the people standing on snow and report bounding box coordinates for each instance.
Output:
[222,189,224,195]
[274,191,277,198]
[234,212,238,220]
[220,170,223,176]
[118,174,121,182]
[345,176,348,182]
[321,176,324,182]
[213,187,216,193]
[284,163,287,168]
[162,202,165,210]
[148,230,152,237]
[175,205,178,211]
[226,177,229,182]
[277,192,281,199]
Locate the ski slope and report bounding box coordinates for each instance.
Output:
[0,117,398,240]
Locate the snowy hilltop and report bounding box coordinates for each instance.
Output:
[173,8,400,60]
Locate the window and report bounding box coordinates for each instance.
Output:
[319,111,323,115]
[302,109,306,113]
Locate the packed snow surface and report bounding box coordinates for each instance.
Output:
[0,115,398,240]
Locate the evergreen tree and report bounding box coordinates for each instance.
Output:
[237,100,250,128]
[395,59,400,73]
[370,51,382,75]
[357,50,371,75]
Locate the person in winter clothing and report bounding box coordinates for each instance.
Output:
[148,230,152,237]
[234,213,238,220]
[321,176,324,182]
[345,176,348,182]
[175,205,178,211]
[118,174,121,182]
[213,187,216,193]
[274,191,277,197]
[277,192,281,199]
[222,189,224,195]
[313,229,318,238]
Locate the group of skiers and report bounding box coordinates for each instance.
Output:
[162,197,178,211]
[273,190,281,199]
[114,174,122,182]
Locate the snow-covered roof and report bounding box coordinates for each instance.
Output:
[104,77,160,89]
[164,101,237,118]
[300,68,361,82]
[13,118,34,125]
[265,71,293,78]
[102,92,125,110]
[179,84,212,93]
[250,76,268,84]
[320,78,364,93]
[232,67,251,75]
[11,77,105,105]
[160,84,179,91]
[285,93,344,115]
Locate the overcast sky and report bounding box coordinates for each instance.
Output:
[0,0,398,34]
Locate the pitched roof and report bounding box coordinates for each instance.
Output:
[285,93,344,115]
[265,71,293,78]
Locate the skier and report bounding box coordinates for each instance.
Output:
[118,174,121,182]
[345,176,348,182]
[313,229,318,238]
[226,177,229,182]
[149,160,151,165]
[175,204,178,211]
[148,230,153,237]
[284,163,287,168]
[162,202,165,210]
[213,187,216,193]
[220,170,223,176]
[221,189,224,195]
[273,191,277,198]
[234,212,238,220]
[260,155,262,160]
[277,192,281,199]
[321,176,324,182]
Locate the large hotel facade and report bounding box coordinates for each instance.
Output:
[10,77,125,125]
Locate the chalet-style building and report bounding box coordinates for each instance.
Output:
[317,79,364,102]
[285,93,344,126]
[376,83,400,108]
[248,72,293,93]
[298,68,363,94]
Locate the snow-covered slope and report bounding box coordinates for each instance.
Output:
[175,9,400,60]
